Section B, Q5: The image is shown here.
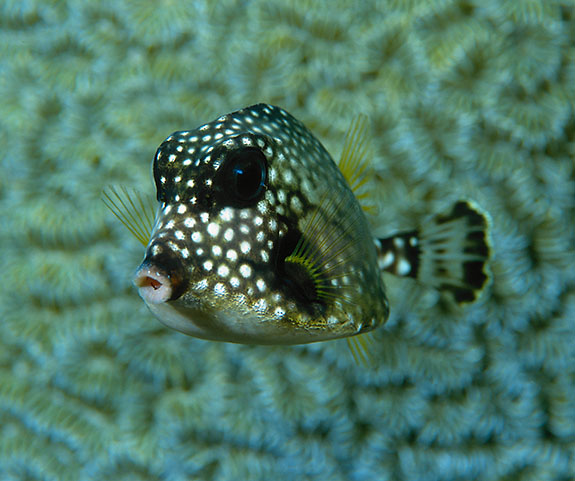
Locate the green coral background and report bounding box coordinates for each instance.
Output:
[1,0,574,479]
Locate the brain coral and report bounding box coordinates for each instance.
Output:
[1,0,573,480]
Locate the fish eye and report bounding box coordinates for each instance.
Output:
[224,147,267,204]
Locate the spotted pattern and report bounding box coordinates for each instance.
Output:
[140,104,388,344]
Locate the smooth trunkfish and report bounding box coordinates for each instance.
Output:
[104,104,491,361]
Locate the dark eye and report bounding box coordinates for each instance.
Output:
[225,147,267,203]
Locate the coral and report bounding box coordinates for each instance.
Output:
[1,0,573,480]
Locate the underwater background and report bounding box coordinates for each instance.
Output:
[1,1,574,480]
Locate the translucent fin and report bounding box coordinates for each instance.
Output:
[337,114,376,213]
[377,200,491,304]
[284,193,361,307]
[102,185,157,246]
[346,332,375,366]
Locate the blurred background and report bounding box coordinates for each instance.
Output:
[1,1,574,479]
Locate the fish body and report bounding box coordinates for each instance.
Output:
[105,104,490,349]
[135,104,388,344]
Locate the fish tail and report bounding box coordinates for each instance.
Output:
[375,200,491,304]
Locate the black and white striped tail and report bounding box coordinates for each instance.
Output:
[375,201,491,304]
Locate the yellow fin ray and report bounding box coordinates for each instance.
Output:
[346,332,375,366]
[285,193,362,305]
[102,185,156,246]
[337,114,376,213]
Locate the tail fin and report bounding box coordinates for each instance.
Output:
[376,201,491,304]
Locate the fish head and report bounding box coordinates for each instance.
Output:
[135,104,389,344]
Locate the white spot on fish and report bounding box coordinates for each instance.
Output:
[253,298,267,312]
[239,264,252,278]
[380,251,394,269]
[240,241,250,254]
[327,316,338,325]
[217,265,229,277]
[393,237,404,248]
[220,208,233,222]
[397,258,411,276]
[207,222,220,237]
[290,196,302,212]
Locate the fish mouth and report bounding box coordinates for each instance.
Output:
[133,264,174,304]
[134,246,189,304]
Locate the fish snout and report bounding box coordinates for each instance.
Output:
[133,250,188,304]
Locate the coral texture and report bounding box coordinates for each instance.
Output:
[1,0,574,480]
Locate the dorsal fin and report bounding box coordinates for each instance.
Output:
[337,114,375,213]
[102,185,157,246]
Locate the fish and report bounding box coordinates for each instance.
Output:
[104,103,491,360]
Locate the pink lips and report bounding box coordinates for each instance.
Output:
[133,264,173,304]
